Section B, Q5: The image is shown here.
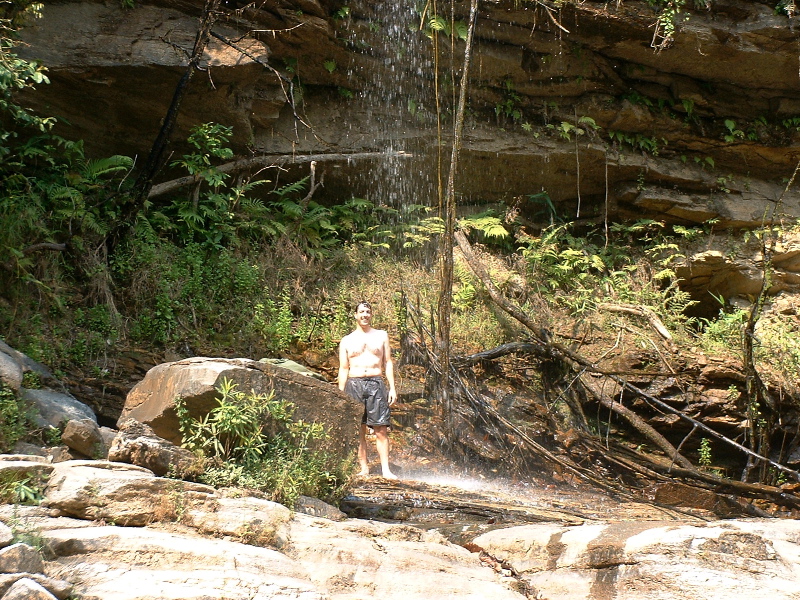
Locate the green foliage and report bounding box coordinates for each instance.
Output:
[698,437,712,467]
[323,59,337,74]
[0,472,43,505]
[452,260,477,314]
[0,384,35,453]
[527,191,560,225]
[495,78,522,124]
[458,211,509,240]
[177,378,275,465]
[775,1,797,17]
[0,1,53,152]
[21,371,41,389]
[424,14,468,41]
[646,0,690,48]
[176,379,352,507]
[548,116,599,141]
[608,130,664,155]
[782,116,800,131]
[1,134,133,277]
[519,220,697,322]
[112,234,261,345]
[681,98,696,122]
[172,123,234,180]
[156,123,263,248]
[752,313,800,389]
[253,289,294,354]
[698,304,747,355]
[723,119,744,143]
[694,155,715,170]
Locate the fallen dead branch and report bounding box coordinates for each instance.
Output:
[443,228,800,511]
[598,302,673,341]
[147,150,413,198]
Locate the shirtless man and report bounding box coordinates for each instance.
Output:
[338,301,398,479]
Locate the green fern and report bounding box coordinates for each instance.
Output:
[458,213,509,239]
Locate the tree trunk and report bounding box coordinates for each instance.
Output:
[435,0,479,443]
[131,0,222,204]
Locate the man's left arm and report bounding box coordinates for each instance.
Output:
[337,338,350,391]
[383,331,397,405]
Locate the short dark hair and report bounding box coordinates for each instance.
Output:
[355,301,372,312]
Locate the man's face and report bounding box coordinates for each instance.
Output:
[355,304,372,327]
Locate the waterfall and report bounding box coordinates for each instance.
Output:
[345,1,438,223]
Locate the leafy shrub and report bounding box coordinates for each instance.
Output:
[518,220,698,322]
[698,307,747,355]
[176,378,353,507]
[0,472,44,505]
[0,384,35,453]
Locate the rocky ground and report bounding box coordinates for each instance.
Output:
[4,455,800,600]
[4,337,800,599]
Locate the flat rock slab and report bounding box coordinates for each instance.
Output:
[42,460,218,526]
[43,526,325,600]
[473,519,800,600]
[285,513,526,600]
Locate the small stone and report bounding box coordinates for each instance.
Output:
[0,523,12,548]
[294,495,347,521]
[0,351,23,391]
[0,543,45,574]
[0,574,71,600]
[61,419,105,458]
[2,577,57,600]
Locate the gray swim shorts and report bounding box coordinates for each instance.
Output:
[344,376,390,427]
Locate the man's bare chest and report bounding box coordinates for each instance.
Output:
[347,335,384,359]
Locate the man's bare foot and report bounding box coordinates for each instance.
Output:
[381,471,398,480]
[357,469,370,477]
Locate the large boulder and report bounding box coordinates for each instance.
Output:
[21,389,96,429]
[118,357,361,458]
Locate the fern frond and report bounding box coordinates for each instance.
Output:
[83,155,134,179]
[457,215,508,238]
[272,176,309,198]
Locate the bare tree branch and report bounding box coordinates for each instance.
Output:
[1,242,67,272]
[147,150,413,199]
[453,228,800,483]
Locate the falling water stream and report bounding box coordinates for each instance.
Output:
[346,0,438,213]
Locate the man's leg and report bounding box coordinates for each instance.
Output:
[357,423,370,476]
[373,425,397,479]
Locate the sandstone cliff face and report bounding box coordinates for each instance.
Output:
[16,0,800,228]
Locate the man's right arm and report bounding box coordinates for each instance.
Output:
[338,338,349,391]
